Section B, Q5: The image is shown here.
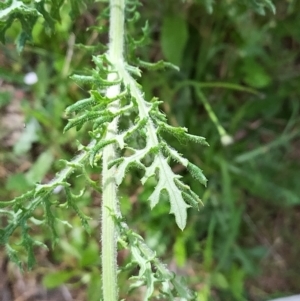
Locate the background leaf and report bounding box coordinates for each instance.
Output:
[161,13,188,66]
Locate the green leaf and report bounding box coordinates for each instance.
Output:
[163,144,188,167]
[161,14,188,66]
[13,118,39,155]
[182,191,200,209]
[173,235,187,267]
[87,271,102,301]
[64,111,110,132]
[65,97,97,115]
[25,150,54,185]
[43,271,75,288]
[0,0,65,51]
[158,123,187,142]
[69,0,86,18]
[245,0,276,15]
[0,91,11,108]
[113,153,146,185]
[228,265,246,299]
[204,0,214,14]
[159,123,209,146]
[185,133,209,146]
[35,1,55,30]
[90,139,116,165]
[49,0,64,21]
[71,73,121,88]
[118,117,148,148]
[137,59,179,72]
[64,187,91,234]
[5,244,23,270]
[211,272,229,289]
[80,241,99,267]
[6,173,30,192]
[187,162,208,187]
[242,59,271,88]
[142,154,190,230]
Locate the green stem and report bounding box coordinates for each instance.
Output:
[195,87,227,138]
[174,80,262,96]
[101,0,125,300]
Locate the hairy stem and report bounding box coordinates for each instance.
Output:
[101,0,125,300]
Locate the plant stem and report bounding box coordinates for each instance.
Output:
[101,0,125,300]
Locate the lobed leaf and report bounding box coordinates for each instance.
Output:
[116,219,196,299]
[92,115,115,129]
[89,139,116,166]
[113,153,146,185]
[162,143,188,167]
[5,244,23,270]
[244,0,276,15]
[69,0,86,18]
[75,43,107,53]
[117,117,148,148]
[158,122,186,137]
[65,97,97,115]
[70,74,121,88]
[70,74,99,86]
[141,154,190,230]
[182,191,200,209]
[125,64,142,77]
[149,100,167,123]
[187,162,208,187]
[185,133,209,146]
[64,111,112,132]
[0,0,66,51]
[159,122,209,147]
[137,59,179,72]
[91,89,128,103]
[64,187,91,233]
[0,139,95,268]
[107,157,124,170]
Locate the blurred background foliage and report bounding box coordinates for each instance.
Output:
[0,0,300,300]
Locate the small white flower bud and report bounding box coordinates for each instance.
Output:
[24,72,38,85]
[221,134,234,146]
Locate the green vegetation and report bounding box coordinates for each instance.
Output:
[1,0,300,300]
